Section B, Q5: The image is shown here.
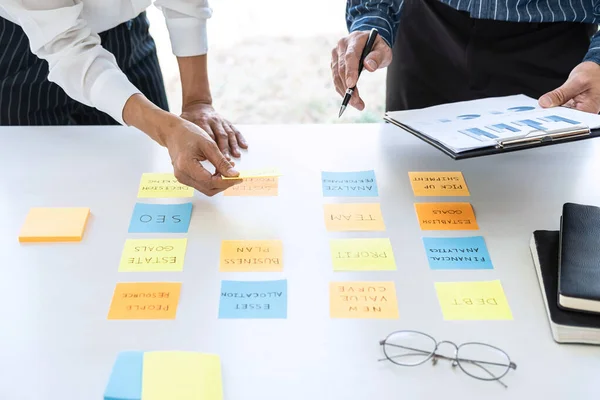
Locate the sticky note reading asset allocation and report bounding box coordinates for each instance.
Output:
[408,172,470,196]
[324,203,385,231]
[18,207,90,242]
[415,202,478,230]
[219,280,287,319]
[137,173,194,198]
[118,238,188,272]
[422,236,492,270]
[434,280,513,320]
[321,170,378,197]
[330,281,399,319]
[329,238,396,271]
[222,168,282,180]
[220,240,283,272]
[108,282,181,320]
[224,177,278,197]
[128,203,192,233]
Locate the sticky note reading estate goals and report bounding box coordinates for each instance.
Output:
[324,203,385,231]
[408,172,470,196]
[224,177,278,196]
[107,282,181,320]
[18,207,90,242]
[222,168,282,180]
[330,281,399,319]
[118,238,188,272]
[220,240,283,272]
[434,280,513,320]
[137,173,194,198]
[415,202,478,230]
[329,238,396,271]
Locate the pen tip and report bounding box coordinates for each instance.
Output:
[338,105,346,118]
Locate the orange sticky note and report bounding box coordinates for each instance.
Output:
[330,281,399,319]
[18,207,90,242]
[415,202,478,230]
[408,172,470,196]
[224,177,278,197]
[107,282,181,320]
[324,203,385,231]
[220,240,283,272]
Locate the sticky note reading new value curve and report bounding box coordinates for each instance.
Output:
[409,172,470,196]
[415,202,478,230]
[119,238,188,272]
[324,203,385,231]
[108,282,181,320]
[330,281,399,319]
[329,238,396,271]
[422,236,492,270]
[137,173,194,198]
[128,203,192,233]
[435,280,513,320]
[220,240,283,272]
[322,170,378,197]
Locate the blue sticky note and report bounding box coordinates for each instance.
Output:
[128,203,192,233]
[321,170,378,197]
[219,280,287,319]
[104,351,143,400]
[422,236,493,270]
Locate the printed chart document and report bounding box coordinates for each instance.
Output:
[385,95,600,154]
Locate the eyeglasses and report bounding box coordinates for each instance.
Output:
[378,330,517,388]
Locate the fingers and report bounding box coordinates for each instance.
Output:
[343,36,366,88]
[363,38,393,72]
[349,86,365,110]
[200,137,239,178]
[223,123,241,158]
[210,121,232,161]
[230,123,248,150]
[173,157,239,196]
[539,77,584,108]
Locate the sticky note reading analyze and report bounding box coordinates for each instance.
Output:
[108,282,181,320]
[128,203,192,233]
[435,280,513,320]
[415,202,478,230]
[19,207,90,242]
[409,172,470,196]
[322,170,378,197]
[219,280,287,319]
[224,177,278,197]
[329,238,396,271]
[330,281,399,319]
[324,203,385,231]
[137,173,194,198]
[222,168,282,180]
[422,236,492,270]
[119,238,188,272]
[220,240,283,272]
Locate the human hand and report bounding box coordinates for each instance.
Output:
[538,61,600,113]
[331,31,392,110]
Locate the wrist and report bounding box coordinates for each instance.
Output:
[123,93,179,147]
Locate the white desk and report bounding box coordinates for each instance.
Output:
[1,124,599,400]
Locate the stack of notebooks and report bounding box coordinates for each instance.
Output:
[530,203,600,344]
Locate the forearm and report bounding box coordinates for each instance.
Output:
[123,94,180,147]
[583,31,600,65]
[345,0,403,47]
[177,55,212,105]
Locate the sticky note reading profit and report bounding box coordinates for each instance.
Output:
[107,282,181,320]
[329,238,396,271]
[224,177,278,197]
[321,170,378,197]
[330,281,399,319]
[219,240,283,272]
[18,207,90,242]
[219,280,287,319]
[324,203,385,231]
[137,173,194,198]
[422,236,492,270]
[128,203,192,233]
[414,202,478,230]
[118,238,188,272]
[408,172,470,196]
[434,280,513,320]
[222,168,282,180]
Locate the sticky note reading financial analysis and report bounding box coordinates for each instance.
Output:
[219,280,287,319]
[408,172,470,196]
[18,207,90,242]
[329,238,396,271]
[324,203,385,231]
[321,170,378,197]
[137,173,194,198]
[415,202,478,230]
[128,203,192,233]
[435,280,513,320]
[222,168,282,180]
[219,240,283,272]
[224,177,278,197]
[118,238,188,272]
[330,281,399,319]
[422,236,492,270]
[107,282,181,320]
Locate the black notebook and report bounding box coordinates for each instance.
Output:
[530,230,600,344]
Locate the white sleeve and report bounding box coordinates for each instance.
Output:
[153,0,213,57]
[1,1,141,125]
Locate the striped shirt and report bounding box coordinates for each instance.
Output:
[346,0,600,64]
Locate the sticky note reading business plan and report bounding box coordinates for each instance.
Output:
[137,173,194,198]
[330,281,399,319]
[224,177,278,197]
[408,172,470,196]
[324,203,385,231]
[219,280,287,319]
[435,280,513,320]
[118,238,188,272]
[128,203,192,233]
[18,207,90,242]
[321,170,378,197]
[329,238,396,271]
[415,202,478,230]
[107,282,181,320]
[422,236,492,270]
[220,240,283,272]
[222,168,282,180]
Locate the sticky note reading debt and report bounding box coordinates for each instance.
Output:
[18,207,90,242]
[118,238,188,272]
[329,238,396,271]
[220,240,283,272]
[330,281,399,319]
[224,177,278,197]
[108,282,181,320]
[422,236,492,270]
[324,203,385,231]
[128,203,192,233]
[321,170,378,197]
[408,172,470,196]
[219,280,287,319]
[435,280,513,320]
[137,173,194,198]
[222,168,282,180]
[415,202,478,230]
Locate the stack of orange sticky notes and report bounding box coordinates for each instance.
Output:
[18,207,90,242]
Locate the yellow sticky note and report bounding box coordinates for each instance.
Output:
[18,207,90,242]
[330,281,399,319]
[142,352,223,400]
[324,203,385,231]
[118,238,187,272]
[415,202,478,230]
[220,240,283,272]
[408,172,470,196]
[107,282,181,320]
[224,177,278,196]
[435,280,513,320]
[137,173,194,198]
[330,238,396,271]
[222,168,282,180]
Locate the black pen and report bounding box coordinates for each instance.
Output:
[338,28,379,118]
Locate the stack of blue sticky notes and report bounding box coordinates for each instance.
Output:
[104,351,143,400]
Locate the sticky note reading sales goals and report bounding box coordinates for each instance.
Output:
[330,281,399,319]
[220,240,283,272]
[18,207,90,242]
[434,280,513,320]
[409,172,470,196]
[137,173,194,198]
[107,282,181,320]
[415,202,478,230]
[222,168,282,180]
[224,177,278,196]
[324,203,385,231]
[329,238,396,271]
[118,238,188,272]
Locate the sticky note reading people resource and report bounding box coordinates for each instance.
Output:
[321,170,378,197]
[422,236,492,270]
[222,168,282,180]
[18,207,90,242]
[408,172,470,196]
[330,281,399,319]
[224,177,278,197]
[219,240,283,272]
[434,280,513,320]
[128,203,192,233]
[107,282,181,320]
[414,202,478,230]
[329,238,396,271]
[137,173,194,198]
[118,238,188,272]
[323,203,385,231]
[218,280,287,319]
